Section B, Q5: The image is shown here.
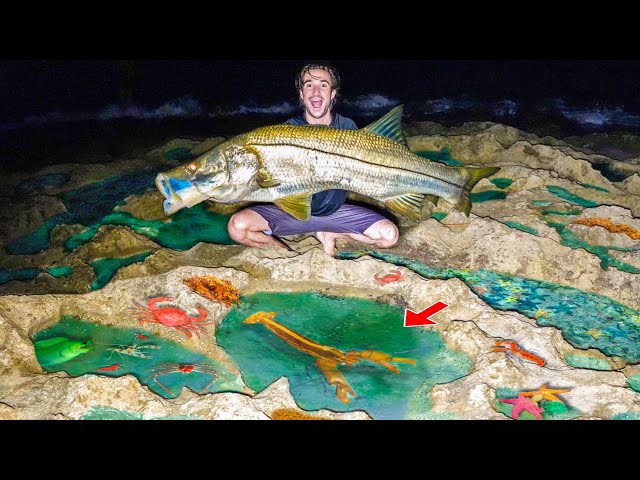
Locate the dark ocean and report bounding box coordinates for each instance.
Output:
[3,60,640,172]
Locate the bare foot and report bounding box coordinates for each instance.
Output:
[315,231,339,256]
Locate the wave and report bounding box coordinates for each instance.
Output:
[98,95,203,120]
[213,101,298,116]
[4,93,640,134]
[342,94,399,112]
[541,99,640,129]
[421,97,518,117]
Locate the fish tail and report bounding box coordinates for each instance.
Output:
[455,166,500,216]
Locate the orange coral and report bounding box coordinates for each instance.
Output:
[573,217,640,240]
[270,408,330,421]
[182,275,240,307]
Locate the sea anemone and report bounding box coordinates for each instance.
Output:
[183,275,240,307]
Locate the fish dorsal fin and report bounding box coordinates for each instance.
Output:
[363,104,407,147]
[382,193,425,222]
[274,194,312,221]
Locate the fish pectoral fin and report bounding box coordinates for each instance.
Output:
[274,194,312,221]
[382,194,425,222]
[255,167,281,188]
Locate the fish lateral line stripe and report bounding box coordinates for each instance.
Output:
[249,142,469,190]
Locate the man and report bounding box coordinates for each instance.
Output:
[227,62,399,256]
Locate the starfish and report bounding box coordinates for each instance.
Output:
[629,314,640,324]
[498,394,543,420]
[521,384,571,403]
[533,309,550,320]
[506,296,519,304]
[587,329,606,340]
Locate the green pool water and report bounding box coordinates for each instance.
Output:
[546,185,598,207]
[33,315,245,399]
[7,170,158,255]
[414,148,464,166]
[504,221,538,235]
[545,219,640,274]
[490,178,513,189]
[564,354,612,371]
[217,292,472,420]
[89,251,153,290]
[337,250,640,364]
[0,267,39,285]
[81,406,200,420]
[65,203,234,252]
[470,190,507,203]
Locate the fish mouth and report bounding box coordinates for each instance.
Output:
[78,341,95,353]
[155,173,210,216]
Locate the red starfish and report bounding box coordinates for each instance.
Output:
[498,394,544,420]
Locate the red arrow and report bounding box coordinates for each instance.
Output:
[404,301,449,327]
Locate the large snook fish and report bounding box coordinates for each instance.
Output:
[155,105,499,221]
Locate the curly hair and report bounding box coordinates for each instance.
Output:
[295,62,341,108]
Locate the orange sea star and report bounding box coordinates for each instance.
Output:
[521,383,571,403]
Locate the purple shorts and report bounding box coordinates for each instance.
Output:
[247,203,388,237]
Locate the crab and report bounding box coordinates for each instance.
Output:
[145,362,219,397]
[128,296,213,339]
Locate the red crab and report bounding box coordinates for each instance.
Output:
[373,270,405,286]
[128,296,212,339]
[146,362,219,397]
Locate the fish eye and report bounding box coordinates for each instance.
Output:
[187,163,198,173]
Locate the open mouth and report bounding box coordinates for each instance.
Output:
[155,173,210,215]
[156,174,177,202]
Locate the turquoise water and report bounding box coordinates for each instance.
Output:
[7,170,158,255]
[89,251,153,290]
[65,203,234,252]
[611,412,640,420]
[337,250,640,364]
[217,292,471,420]
[81,406,200,420]
[33,316,244,399]
[0,266,73,286]
[46,266,74,278]
[0,267,39,285]
[546,185,599,207]
[504,221,538,235]
[627,375,640,393]
[545,219,640,274]
[564,354,612,371]
[414,148,464,166]
[470,190,507,202]
[491,178,513,189]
